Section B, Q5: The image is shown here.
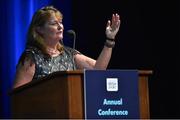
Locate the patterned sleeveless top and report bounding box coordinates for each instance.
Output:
[23,46,79,80]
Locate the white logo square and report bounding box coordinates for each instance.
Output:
[106,78,118,92]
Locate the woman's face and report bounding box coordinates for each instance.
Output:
[40,13,64,43]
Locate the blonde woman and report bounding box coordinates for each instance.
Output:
[13,6,121,88]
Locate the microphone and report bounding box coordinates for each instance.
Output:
[66,29,76,49]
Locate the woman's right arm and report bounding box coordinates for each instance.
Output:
[13,56,35,89]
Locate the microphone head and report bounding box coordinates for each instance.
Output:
[66,29,76,39]
[66,29,76,49]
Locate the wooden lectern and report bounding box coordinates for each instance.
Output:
[10,70,152,119]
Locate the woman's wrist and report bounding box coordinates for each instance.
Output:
[104,39,115,48]
[106,37,115,41]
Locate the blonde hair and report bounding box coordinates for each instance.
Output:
[26,6,63,55]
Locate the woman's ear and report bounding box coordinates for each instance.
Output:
[36,26,43,35]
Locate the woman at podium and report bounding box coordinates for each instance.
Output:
[13,6,120,88]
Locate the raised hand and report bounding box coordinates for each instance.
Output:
[106,13,121,40]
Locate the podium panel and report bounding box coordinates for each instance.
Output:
[10,70,152,119]
[10,71,84,118]
[84,70,140,119]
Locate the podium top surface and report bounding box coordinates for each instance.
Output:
[62,69,153,74]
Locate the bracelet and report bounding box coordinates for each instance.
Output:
[106,37,115,41]
[104,40,115,48]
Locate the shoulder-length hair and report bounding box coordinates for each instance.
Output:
[26,6,64,55]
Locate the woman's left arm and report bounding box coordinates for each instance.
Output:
[75,13,121,70]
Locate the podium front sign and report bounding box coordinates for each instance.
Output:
[84,70,140,119]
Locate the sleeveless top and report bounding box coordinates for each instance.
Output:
[22,46,79,80]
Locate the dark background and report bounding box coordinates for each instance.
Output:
[71,0,180,118]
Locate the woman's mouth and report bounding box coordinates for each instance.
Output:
[57,31,62,34]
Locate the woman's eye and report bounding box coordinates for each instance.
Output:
[49,23,57,26]
[51,22,57,25]
[49,21,62,25]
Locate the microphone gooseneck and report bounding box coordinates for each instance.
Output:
[66,30,76,49]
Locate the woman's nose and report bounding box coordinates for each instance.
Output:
[57,25,61,30]
[57,23,62,30]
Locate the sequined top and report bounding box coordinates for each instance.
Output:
[23,46,79,80]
